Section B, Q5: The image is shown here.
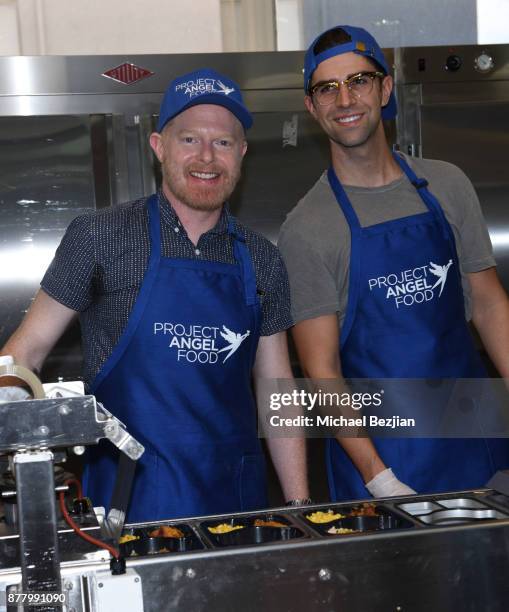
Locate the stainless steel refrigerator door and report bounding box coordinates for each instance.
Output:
[0,115,98,379]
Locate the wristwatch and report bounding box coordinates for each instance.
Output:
[285,498,313,507]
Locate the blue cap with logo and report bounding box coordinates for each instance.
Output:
[304,25,397,120]
[157,68,253,132]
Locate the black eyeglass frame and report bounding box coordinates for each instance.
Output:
[308,71,385,104]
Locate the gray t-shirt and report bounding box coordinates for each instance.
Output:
[279,155,495,326]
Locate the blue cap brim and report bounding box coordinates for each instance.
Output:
[158,93,252,132]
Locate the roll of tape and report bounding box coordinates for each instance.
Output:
[0,364,45,399]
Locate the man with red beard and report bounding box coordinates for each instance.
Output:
[1,68,309,521]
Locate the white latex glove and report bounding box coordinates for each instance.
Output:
[0,386,31,403]
[365,468,417,498]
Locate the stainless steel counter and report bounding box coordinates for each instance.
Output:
[1,488,508,611]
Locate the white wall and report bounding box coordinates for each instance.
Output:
[275,0,303,50]
[5,0,508,57]
[221,0,275,51]
[477,0,509,43]
[2,0,224,55]
[0,1,20,54]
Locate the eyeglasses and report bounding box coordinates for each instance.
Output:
[309,71,385,106]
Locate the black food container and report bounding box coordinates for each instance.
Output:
[301,504,414,536]
[119,522,203,556]
[201,514,305,547]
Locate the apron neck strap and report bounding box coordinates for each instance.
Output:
[147,194,162,264]
[227,217,259,307]
[392,153,451,234]
[327,167,362,232]
[330,155,451,235]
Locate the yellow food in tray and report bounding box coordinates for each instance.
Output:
[327,526,359,535]
[208,523,245,534]
[306,510,346,523]
[119,534,140,544]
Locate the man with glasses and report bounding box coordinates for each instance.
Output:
[279,25,509,500]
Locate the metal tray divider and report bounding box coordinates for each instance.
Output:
[478,490,509,514]
[371,502,428,528]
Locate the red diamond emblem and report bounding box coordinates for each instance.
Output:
[102,63,154,85]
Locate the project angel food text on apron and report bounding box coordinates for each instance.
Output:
[367,260,453,308]
[153,322,250,364]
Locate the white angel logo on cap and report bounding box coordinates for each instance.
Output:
[157,67,253,132]
[216,80,235,96]
[176,78,236,100]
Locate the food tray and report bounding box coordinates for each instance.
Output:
[417,508,508,526]
[397,495,509,525]
[119,522,204,557]
[485,493,509,511]
[438,498,488,510]
[397,501,442,515]
[300,504,415,536]
[200,513,305,548]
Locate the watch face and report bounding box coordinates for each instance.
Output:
[475,53,494,73]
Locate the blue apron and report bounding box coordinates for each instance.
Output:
[85,194,267,521]
[326,154,509,499]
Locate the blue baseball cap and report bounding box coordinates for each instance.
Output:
[304,25,397,120]
[157,68,252,132]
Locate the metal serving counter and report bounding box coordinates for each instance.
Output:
[1,489,509,611]
[0,384,507,611]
